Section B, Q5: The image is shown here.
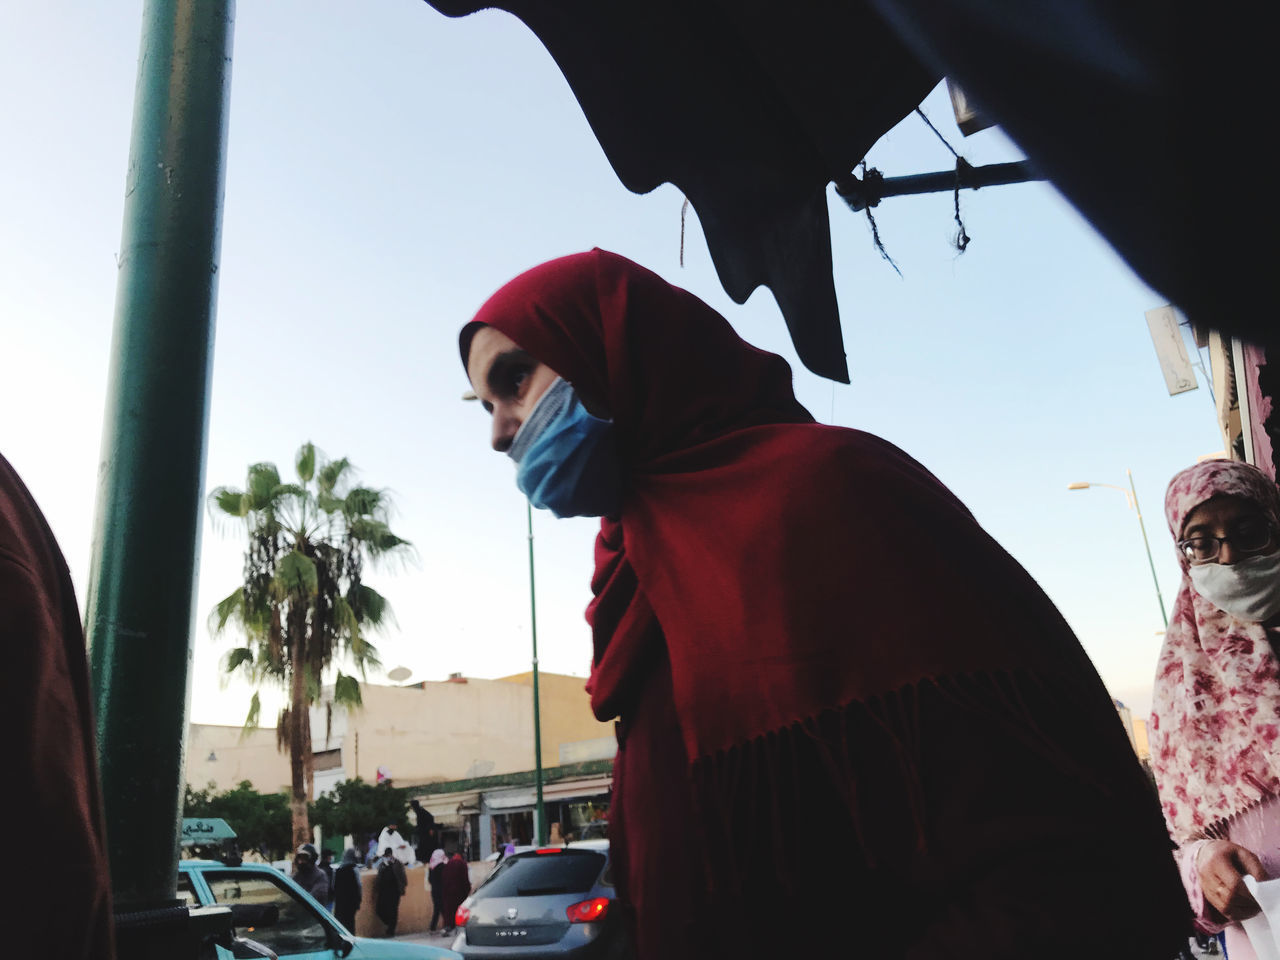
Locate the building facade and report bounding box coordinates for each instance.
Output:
[183,672,617,820]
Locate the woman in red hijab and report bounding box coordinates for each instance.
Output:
[460,249,1188,959]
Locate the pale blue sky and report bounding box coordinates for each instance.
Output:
[0,2,1221,731]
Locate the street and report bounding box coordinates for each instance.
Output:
[392,928,1225,958]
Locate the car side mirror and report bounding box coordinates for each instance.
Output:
[230,936,278,959]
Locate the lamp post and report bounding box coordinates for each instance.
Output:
[526,501,547,844]
[1067,469,1169,629]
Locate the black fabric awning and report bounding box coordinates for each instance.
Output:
[426,0,1272,380]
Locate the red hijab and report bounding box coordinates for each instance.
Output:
[463,250,1111,763]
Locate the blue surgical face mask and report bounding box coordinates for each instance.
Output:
[508,377,622,518]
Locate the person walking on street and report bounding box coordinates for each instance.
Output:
[318,847,335,912]
[458,249,1189,960]
[440,848,471,936]
[1152,459,1280,960]
[292,844,330,905]
[427,848,448,934]
[374,846,407,937]
[333,847,363,933]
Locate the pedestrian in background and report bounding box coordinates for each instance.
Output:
[1152,459,1280,960]
[292,843,329,905]
[440,848,471,937]
[374,846,407,937]
[318,847,335,911]
[332,847,363,933]
[426,848,448,935]
[377,822,414,867]
[459,249,1189,960]
[410,799,438,864]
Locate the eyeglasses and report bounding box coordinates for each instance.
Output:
[1178,517,1276,563]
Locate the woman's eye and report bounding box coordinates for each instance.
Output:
[1232,518,1272,552]
[1182,537,1213,561]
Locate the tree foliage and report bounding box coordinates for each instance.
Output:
[209,443,412,847]
[309,778,411,851]
[183,781,291,860]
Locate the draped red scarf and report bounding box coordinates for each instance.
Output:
[462,249,1115,765]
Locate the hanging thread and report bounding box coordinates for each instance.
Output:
[915,107,971,255]
[860,163,902,277]
[953,159,971,253]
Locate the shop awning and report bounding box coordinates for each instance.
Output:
[425,0,1273,378]
[419,791,481,822]
[483,775,614,811]
[484,788,536,811]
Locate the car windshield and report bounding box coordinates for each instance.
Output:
[478,851,606,898]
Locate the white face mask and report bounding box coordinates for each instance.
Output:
[1189,549,1280,622]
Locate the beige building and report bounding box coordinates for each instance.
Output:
[496,671,617,765]
[183,671,616,798]
[1113,698,1151,764]
[186,723,290,794]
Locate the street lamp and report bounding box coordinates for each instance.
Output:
[526,501,547,845]
[1067,469,1169,628]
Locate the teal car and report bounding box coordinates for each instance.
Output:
[179,860,461,960]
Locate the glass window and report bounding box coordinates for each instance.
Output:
[203,870,330,956]
[476,851,605,899]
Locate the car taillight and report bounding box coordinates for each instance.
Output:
[566,897,610,923]
[455,904,471,926]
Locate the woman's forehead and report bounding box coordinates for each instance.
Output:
[1182,495,1264,532]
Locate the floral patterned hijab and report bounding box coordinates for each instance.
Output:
[1151,459,1280,842]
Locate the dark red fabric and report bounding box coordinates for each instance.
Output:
[465,249,1109,761]
[615,649,1191,960]
[2,453,115,957]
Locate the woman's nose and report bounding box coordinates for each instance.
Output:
[491,410,521,453]
[1218,539,1239,565]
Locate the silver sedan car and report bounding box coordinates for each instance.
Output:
[452,841,633,960]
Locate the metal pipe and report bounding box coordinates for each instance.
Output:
[86,0,235,912]
[835,160,1042,212]
[1128,469,1170,629]
[527,501,547,844]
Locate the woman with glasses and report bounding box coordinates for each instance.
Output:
[1153,459,1280,959]
[460,250,1188,959]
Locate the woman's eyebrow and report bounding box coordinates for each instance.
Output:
[486,349,537,395]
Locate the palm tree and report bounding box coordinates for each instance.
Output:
[209,442,412,847]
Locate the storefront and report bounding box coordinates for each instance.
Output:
[410,758,614,860]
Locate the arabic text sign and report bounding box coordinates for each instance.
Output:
[1145,305,1198,396]
[180,818,237,844]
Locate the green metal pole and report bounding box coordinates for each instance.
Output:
[527,501,547,844]
[86,0,234,912]
[1128,469,1169,630]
